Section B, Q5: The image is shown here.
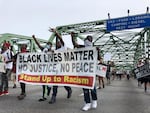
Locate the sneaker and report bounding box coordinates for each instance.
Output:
[49,96,56,104]
[98,86,101,89]
[17,93,26,100]
[67,90,72,99]
[91,100,97,109]
[38,97,47,102]
[0,92,4,96]
[82,103,91,111]
[3,90,9,95]
[13,84,17,88]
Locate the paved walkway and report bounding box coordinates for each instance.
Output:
[0,78,149,113]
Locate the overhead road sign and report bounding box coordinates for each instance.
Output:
[106,13,150,32]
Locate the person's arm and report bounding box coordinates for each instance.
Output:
[32,35,43,51]
[70,32,84,48]
[50,28,64,46]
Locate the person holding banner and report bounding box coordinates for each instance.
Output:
[17,44,29,100]
[48,28,72,104]
[71,32,98,111]
[32,35,52,101]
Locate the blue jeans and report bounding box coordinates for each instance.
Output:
[3,69,12,91]
[0,72,4,92]
[52,86,71,97]
[83,86,97,103]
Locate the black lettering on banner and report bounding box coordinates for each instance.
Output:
[28,63,57,73]
[27,55,32,62]
[44,54,54,62]
[18,64,28,72]
[72,62,94,73]
[19,54,42,63]
[36,54,42,62]
[19,55,22,63]
[89,62,94,72]
[76,62,80,72]
[70,52,75,61]
[44,54,48,62]
[58,53,62,62]
[60,63,70,72]
[88,50,93,60]
[53,53,58,62]
[32,55,36,62]
[79,51,83,60]
[73,51,78,60]
[84,62,88,72]
[72,63,75,72]
[64,52,69,61]
[83,50,88,60]
[61,63,65,72]
[42,64,46,71]
[47,54,53,62]
[66,63,70,72]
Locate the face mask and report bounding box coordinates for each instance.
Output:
[84,39,92,47]
[45,44,51,49]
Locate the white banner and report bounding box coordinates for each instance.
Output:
[96,64,107,78]
[17,47,97,89]
[0,54,5,73]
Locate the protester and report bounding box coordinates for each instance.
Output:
[1,43,13,95]
[10,46,17,88]
[126,70,130,80]
[11,53,17,88]
[138,58,150,92]
[137,59,144,87]
[106,61,111,84]
[32,35,52,101]
[17,44,28,100]
[97,57,105,89]
[0,53,6,96]
[71,32,98,111]
[48,28,72,104]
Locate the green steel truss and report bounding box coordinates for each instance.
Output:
[0,33,47,53]
[0,18,149,70]
[48,19,150,70]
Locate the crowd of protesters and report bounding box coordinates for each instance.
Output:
[0,29,150,111]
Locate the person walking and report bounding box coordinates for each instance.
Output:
[97,57,105,89]
[0,52,6,96]
[71,32,98,111]
[48,28,72,104]
[17,44,28,100]
[1,43,13,95]
[32,35,52,101]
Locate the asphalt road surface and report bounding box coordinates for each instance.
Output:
[0,78,149,113]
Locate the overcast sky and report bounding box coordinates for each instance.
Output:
[0,0,149,46]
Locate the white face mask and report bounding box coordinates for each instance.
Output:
[84,39,92,47]
[45,44,51,49]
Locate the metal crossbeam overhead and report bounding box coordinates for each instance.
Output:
[0,33,47,53]
[49,18,150,70]
[0,14,149,71]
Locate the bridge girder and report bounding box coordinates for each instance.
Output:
[48,19,150,70]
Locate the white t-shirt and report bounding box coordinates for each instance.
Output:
[56,45,66,52]
[2,49,13,69]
